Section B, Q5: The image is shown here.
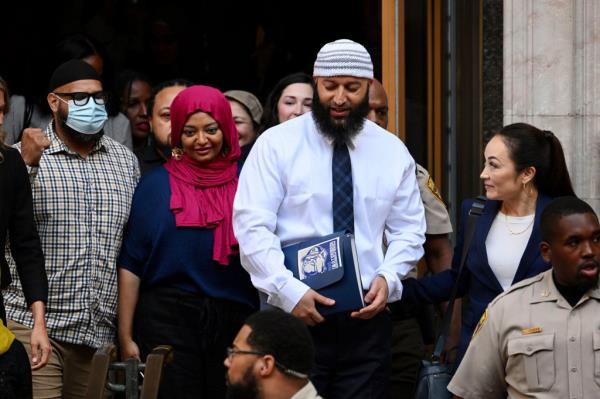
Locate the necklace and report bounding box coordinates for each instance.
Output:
[503,213,535,235]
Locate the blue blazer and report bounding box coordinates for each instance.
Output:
[401,194,553,363]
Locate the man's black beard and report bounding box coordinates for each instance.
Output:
[57,109,104,144]
[311,89,370,147]
[226,367,260,399]
[576,271,599,292]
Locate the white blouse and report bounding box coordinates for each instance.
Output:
[485,212,535,291]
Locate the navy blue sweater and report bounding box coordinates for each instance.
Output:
[118,166,257,309]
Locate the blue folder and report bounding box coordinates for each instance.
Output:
[282,231,365,316]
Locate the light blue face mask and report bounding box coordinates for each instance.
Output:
[57,96,108,134]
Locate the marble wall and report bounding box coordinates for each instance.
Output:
[504,0,600,211]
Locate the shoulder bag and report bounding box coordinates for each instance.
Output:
[414,196,485,399]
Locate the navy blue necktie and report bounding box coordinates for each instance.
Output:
[332,143,354,234]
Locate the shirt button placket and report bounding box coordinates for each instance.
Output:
[567,311,582,399]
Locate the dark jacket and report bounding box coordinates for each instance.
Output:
[401,194,553,364]
[0,146,47,323]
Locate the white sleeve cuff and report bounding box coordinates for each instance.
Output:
[266,276,311,313]
[376,270,403,302]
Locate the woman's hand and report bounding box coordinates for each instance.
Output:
[117,268,141,360]
[30,320,51,370]
[29,301,51,370]
[119,337,141,361]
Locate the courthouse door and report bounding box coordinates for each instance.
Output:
[381,0,445,194]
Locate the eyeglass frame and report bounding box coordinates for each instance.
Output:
[226,347,309,379]
[53,91,108,106]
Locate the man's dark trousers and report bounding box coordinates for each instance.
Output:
[310,310,392,399]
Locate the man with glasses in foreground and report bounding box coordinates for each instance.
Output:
[225,310,323,399]
[4,59,139,398]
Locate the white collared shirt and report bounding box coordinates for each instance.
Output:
[291,381,323,399]
[233,113,425,312]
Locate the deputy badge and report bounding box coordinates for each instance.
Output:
[472,309,488,338]
[427,175,445,205]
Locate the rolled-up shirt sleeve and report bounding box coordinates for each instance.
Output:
[233,136,309,313]
[378,154,426,302]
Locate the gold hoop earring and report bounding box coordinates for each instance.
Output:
[171,147,183,160]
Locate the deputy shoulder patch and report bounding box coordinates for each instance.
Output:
[427,175,445,205]
[472,309,488,338]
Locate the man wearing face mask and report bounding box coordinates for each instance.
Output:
[3,59,140,398]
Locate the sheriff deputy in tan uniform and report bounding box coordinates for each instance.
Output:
[368,79,455,397]
[449,196,600,399]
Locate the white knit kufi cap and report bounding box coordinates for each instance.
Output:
[313,39,373,79]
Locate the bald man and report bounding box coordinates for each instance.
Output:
[368,79,456,398]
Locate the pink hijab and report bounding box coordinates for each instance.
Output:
[163,85,241,265]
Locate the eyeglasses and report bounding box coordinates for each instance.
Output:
[53,91,107,106]
[225,347,309,379]
[226,347,266,361]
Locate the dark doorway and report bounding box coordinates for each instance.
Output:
[1,1,381,103]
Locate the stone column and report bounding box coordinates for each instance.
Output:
[504,0,600,211]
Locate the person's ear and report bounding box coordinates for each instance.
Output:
[521,166,537,185]
[257,355,276,377]
[47,93,60,113]
[540,241,551,263]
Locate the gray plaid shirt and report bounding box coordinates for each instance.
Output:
[4,122,139,348]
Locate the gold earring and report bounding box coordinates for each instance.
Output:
[171,147,183,160]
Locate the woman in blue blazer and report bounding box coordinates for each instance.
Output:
[401,123,575,364]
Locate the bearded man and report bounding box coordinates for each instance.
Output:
[233,39,425,399]
[224,310,321,399]
[4,59,139,398]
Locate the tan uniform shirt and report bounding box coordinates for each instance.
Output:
[400,164,452,278]
[448,270,600,399]
[290,381,324,399]
[415,164,452,235]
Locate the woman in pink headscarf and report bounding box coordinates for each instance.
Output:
[117,86,257,398]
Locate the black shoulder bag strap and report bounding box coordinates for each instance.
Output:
[431,195,486,362]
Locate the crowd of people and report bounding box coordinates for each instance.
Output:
[0,33,599,399]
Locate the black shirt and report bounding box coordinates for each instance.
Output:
[135,141,170,175]
[552,272,586,307]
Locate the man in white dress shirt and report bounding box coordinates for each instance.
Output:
[233,39,426,399]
